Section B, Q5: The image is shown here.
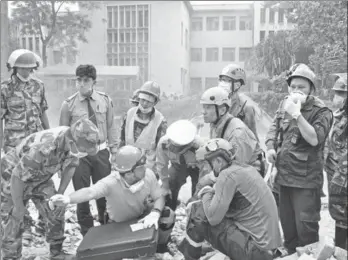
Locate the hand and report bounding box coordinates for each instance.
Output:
[197,185,214,199]
[266,149,277,164]
[284,98,301,119]
[270,166,278,189]
[49,194,71,207]
[12,204,26,220]
[197,172,216,189]
[186,200,200,216]
[138,211,160,230]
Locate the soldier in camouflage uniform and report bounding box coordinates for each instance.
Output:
[1,118,100,260]
[325,74,347,250]
[1,49,50,240]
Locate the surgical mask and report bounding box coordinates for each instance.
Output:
[290,91,307,104]
[218,81,231,93]
[17,73,31,82]
[138,103,152,114]
[333,95,346,108]
[124,178,145,193]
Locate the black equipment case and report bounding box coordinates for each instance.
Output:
[76,220,158,260]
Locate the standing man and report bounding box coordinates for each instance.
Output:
[218,64,259,140]
[1,49,50,240]
[1,118,100,260]
[200,86,265,176]
[59,64,118,236]
[325,74,347,250]
[156,120,203,211]
[119,81,167,172]
[129,89,140,107]
[265,64,333,255]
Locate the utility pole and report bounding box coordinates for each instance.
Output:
[1,1,9,81]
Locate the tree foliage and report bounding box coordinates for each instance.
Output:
[247,30,294,77]
[10,1,99,67]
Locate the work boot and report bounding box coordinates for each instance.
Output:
[50,244,74,260]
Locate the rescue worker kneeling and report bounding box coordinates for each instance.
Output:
[50,145,175,253]
[178,139,281,260]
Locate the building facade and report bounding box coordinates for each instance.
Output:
[14,1,294,96]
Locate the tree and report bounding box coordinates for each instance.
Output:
[10,1,100,67]
[247,30,294,77]
[287,1,347,85]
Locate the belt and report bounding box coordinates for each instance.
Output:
[99,142,107,151]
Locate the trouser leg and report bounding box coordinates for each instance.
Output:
[168,164,189,211]
[335,225,348,250]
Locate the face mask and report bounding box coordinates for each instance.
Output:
[290,91,307,104]
[126,179,145,193]
[138,104,152,114]
[333,95,346,108]
[17,73,31,82]
[218,81,231,93]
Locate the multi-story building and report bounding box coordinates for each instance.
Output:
[13,1,294,96]
[78,1,192,96]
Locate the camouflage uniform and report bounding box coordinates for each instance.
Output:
[1,75,48,152]
[325,108,347,249]
[1,127,80,260]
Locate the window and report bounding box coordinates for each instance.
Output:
[206,17,219,31]
[205,78,216,90]
[107,7,112,28]
[120,6,125,28]
[181,22,183,46]
[113,6,118,28]
[223,16,236,30]
[28,37,33,51]
[22,37,26,49]
[53,50,63,65]
[131,6,136,27]
[185,29,188,49]
[190,78,202,94]
[278,9,285,23]
[269,30,275,36]
[138,5,144,27]
[67,54,76,65]
[222,48,235,61]
[35,37,40,54]
[269,9,275,23]
[144,5,149,27]
[125,6,131,28]
[191,48,202,62]
[239,16,251,30]
[239,47,251,62]
[206,48,219,62]
[191,17,202,31]
[260,8,266,23]
[260,30,266,41]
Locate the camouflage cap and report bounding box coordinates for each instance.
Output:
[71,118,100,147]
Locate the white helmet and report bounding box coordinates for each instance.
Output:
[166,120,197,146]
[7,49,42,69]
[200,87,230,107]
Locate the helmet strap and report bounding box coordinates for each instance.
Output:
[214,105,220,124]
[229,81,242,98]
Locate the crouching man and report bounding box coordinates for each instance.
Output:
[1,118,100,260]
[179,138,281,260]
[50,145,175,253]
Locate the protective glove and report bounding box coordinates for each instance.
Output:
[196,172,216,191]
[197,185,214,199]
[138,211,161,230]
[49,194,71,207]
[269,166,278,189]
[266,149,277,164]
[284,98,301,119]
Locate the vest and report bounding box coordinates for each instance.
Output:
[125,107,164,151]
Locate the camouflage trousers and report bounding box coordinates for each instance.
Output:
[1,178,65,260]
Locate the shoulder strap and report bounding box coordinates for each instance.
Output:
[221,117,233,138]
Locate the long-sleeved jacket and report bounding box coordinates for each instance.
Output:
[266,95,333,189]
[59,90,118,153]
[210,113,261,166]
[325,108,347,227]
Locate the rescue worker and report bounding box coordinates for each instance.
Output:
[325,74,347,250]
[119,81,167,172]
[218,64,259,140]
[265,63,333,255]
[200,86,265,176]
[156,120,203,211]
[1,49,50,240]
[129,89,140,107]
[50,145,176,253]
[59,64,118,236]
[1,118,100,260]
[178,138,281,260]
